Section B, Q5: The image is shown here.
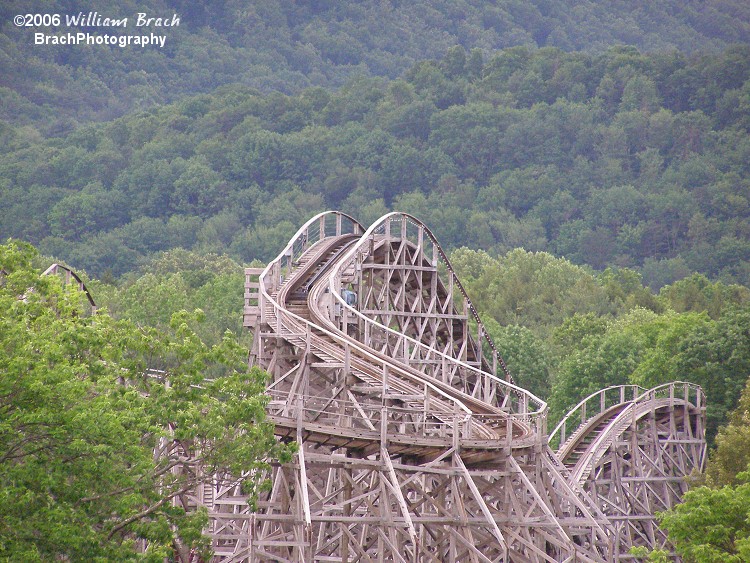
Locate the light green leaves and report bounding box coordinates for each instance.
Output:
[0,241,288,560]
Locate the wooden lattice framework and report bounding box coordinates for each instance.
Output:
[199,210,707,562]
[550,384,706,560]
[29,214,707,561]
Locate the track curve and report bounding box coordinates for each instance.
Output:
[550,383,706,558]
[40,263,97,312]
[203,211,706,562]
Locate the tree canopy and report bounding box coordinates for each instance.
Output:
[0,241,289,561]
[3,46,750,288]
[2,0,747,135]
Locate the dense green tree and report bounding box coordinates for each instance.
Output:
[483,320,553,399]
[97,248,248,347]
[3,1,748,137]
[705,377,750,487]
[658,274,750,318]
[549,308,660,418]
[454,248,615,335]
[641,473,750,562]
[3,45,750,286]
[0,241,289,560]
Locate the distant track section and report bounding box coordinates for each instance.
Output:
[41,263,97,312]
[550,383,706,558]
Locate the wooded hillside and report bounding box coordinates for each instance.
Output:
[2,45,749,288]
[2,0,748,133]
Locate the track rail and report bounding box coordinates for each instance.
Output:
[259,211,544,449]
[262,224,536,457]
[550,382,706,559]
[551,383,705,477]
[37,263,97,312]
[550,385,645,452]
[327,212,547,435]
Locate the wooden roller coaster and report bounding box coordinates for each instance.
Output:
[36,212,705,561]
[192,211,704,562]
[32,212,706,563]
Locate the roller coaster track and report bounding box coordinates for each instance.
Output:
[198,209,704,563]
[38,263,97,312]
[549,383,706,558]
[36,213,705,561]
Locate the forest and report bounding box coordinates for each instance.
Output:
[2,0,748,135]
[2,0,750,560]
[3,45,750,290]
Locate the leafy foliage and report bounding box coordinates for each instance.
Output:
[94,248,249,347]
[3,46,750,286]
[1,1,748,134]
[652,472,750,562]
[0,241,288,560]
[0,47,750,284]
[706,377,750,487]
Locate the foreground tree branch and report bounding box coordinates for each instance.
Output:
[0,241,289,561]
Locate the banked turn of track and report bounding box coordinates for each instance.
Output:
[220,211,705,561]
[29,213,705,561]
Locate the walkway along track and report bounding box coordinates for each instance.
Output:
[220,211,704,562]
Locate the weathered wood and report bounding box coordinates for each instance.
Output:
[181,211,706,562]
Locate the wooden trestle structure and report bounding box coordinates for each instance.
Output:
[32,212,706,561]
[218,211,707,562]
